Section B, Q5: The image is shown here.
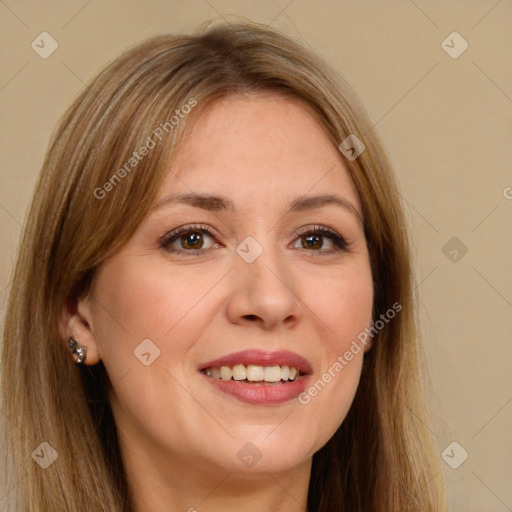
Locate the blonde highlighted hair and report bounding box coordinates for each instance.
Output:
[1,21,446,511]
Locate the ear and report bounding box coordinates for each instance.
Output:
[58,294,101,365]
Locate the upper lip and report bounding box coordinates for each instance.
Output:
[199,349,313,375]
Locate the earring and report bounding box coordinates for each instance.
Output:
[68,337,87,364]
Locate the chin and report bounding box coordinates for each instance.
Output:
[217,429,319,476]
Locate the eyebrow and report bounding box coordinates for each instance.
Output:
[152,192,363,222]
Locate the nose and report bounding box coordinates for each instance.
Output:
[225,243,303,331]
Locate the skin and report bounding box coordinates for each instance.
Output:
[61,94,374,511]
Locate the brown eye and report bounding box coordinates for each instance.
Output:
[293,226,349,253]
[301,234,324,250]
[180,232,204,250]
[160,225,219,254]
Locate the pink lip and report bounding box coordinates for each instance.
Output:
[199,349,313,405]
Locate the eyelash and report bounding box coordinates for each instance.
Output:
[159,223,350,256]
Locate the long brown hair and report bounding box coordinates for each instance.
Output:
[1,22,446,511]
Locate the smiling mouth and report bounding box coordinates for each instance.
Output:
[199,350,312,404]
[202,364,303,384]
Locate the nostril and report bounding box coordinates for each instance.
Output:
[244,315,258,321]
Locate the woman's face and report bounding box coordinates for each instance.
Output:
[77,94,373,479]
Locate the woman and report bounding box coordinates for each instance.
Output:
[1,22,447,511]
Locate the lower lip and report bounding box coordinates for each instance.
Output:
[202,374,310,405]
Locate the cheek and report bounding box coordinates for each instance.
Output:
[94,258,202,335]
[90,258,225,375]
[296,262,373,435]
[309,262,374,350]
[89,260,223,440]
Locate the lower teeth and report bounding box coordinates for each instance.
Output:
[244,380,284,385]
[213,377,295,384]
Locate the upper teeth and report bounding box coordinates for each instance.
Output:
[205,364,300,382]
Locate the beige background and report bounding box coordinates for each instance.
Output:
[1,1,511,510]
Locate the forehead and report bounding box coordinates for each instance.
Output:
[158,94,361,210]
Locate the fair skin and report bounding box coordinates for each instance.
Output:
[62,94,374,511]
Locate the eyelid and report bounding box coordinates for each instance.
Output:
[159,223,217,244]
[295,224,336,236]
